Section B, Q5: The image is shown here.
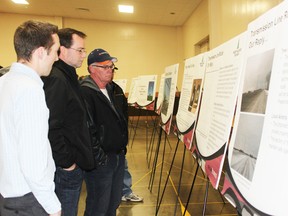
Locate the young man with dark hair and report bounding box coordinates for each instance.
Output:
[0,20,61,216]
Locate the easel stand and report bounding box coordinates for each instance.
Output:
[202,177,225,216]
[155,131,168,212]
[129,107,160,155]
[182,160,199,216]
[155,131,202,216]
[148,126,163,192]
[173,143,187,216]
[146,114,161,168]
[148,122,173,193]
[128,108,141,147]
[182,159,225,216]
[155,136,180,215]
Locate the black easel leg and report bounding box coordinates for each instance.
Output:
[130,110,141,148]
[148,127,163,191]
[202,177,209,216]
[155,133,167,215]
[155,138,180,215]
[183,162,199,216]
[173,144,187,216]
[217,188,226,204]
[147,116,160,168]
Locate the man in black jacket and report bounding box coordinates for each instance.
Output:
[81,48,128,216]
[42,28,95,216]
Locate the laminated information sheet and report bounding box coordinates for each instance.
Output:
[222,1,288,215]
[175,54,206,149]
[160,64,179,134]
[194,32,246,189]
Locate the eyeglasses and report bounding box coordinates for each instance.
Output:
[91,64,116,70]
[69,47,86,54]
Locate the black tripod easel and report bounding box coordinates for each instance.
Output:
[146,114,161,168]
[148,112,175,192]
[155,128,199,216]
[155,133,181,215]
[182,156,200,216]
[181,153,226,216]
[128,106,141,147]
[146,114,172,169]
[129,105,160,153]
[148,125,164,192]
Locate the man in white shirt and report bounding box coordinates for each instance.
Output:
[0,20,61,216]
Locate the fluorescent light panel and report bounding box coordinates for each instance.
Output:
[118,5,134,13]
[12,0,29,4]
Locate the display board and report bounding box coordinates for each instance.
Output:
[127,75,157,110]
[194,32,246,189]
[156,73,165,114]
[175,54,206,149]
[160,64,179,134]
[135,75,157,110]
[128,77,138,105]
[222,1,288,215]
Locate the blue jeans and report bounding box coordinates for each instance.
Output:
[122,158,132,196]
[54,166,83,216]
[84,152,125,216]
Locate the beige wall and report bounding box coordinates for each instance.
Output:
[0,14,180,91]
[208,0,283,48]
[180,0,209,85]
[0,13,62,68]
[0,0,283,91]
[183,0,209,59]
[179,0,282,88]
[63,18,181,84]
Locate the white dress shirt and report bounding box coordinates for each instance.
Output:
[0,63,61,214]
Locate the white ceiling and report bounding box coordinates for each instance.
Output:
[0,0,203,26]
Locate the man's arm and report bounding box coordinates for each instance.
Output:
[17,86,61,214]
[43,75,76,168]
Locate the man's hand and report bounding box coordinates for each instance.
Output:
[63,163,76,171]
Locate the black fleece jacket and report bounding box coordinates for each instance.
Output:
[80,76,128,154]
[42,59,94,170]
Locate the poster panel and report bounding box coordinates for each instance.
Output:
[175,53,206,149]
[161,64,179,134]
[156,73,165,114]
[128,77,138,106]
[135,75,157,110]
[222,2,288,215]
[194,32,247,189]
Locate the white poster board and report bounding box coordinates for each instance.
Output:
[176,53,206,149]
[161,64,179,134]
[128,77,138,105]
[156,73,165,114]
[194,32,246,189]
[222,1,288,215]
[135,75,157,110]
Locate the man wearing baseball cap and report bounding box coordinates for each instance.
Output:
[81,48,128,216]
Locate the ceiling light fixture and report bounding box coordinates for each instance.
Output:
[12,0,29,4]
[118,5,134,13]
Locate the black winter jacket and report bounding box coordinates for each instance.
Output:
[42,59,94,170]
[81,76,128,154]
[111,81,128,122]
